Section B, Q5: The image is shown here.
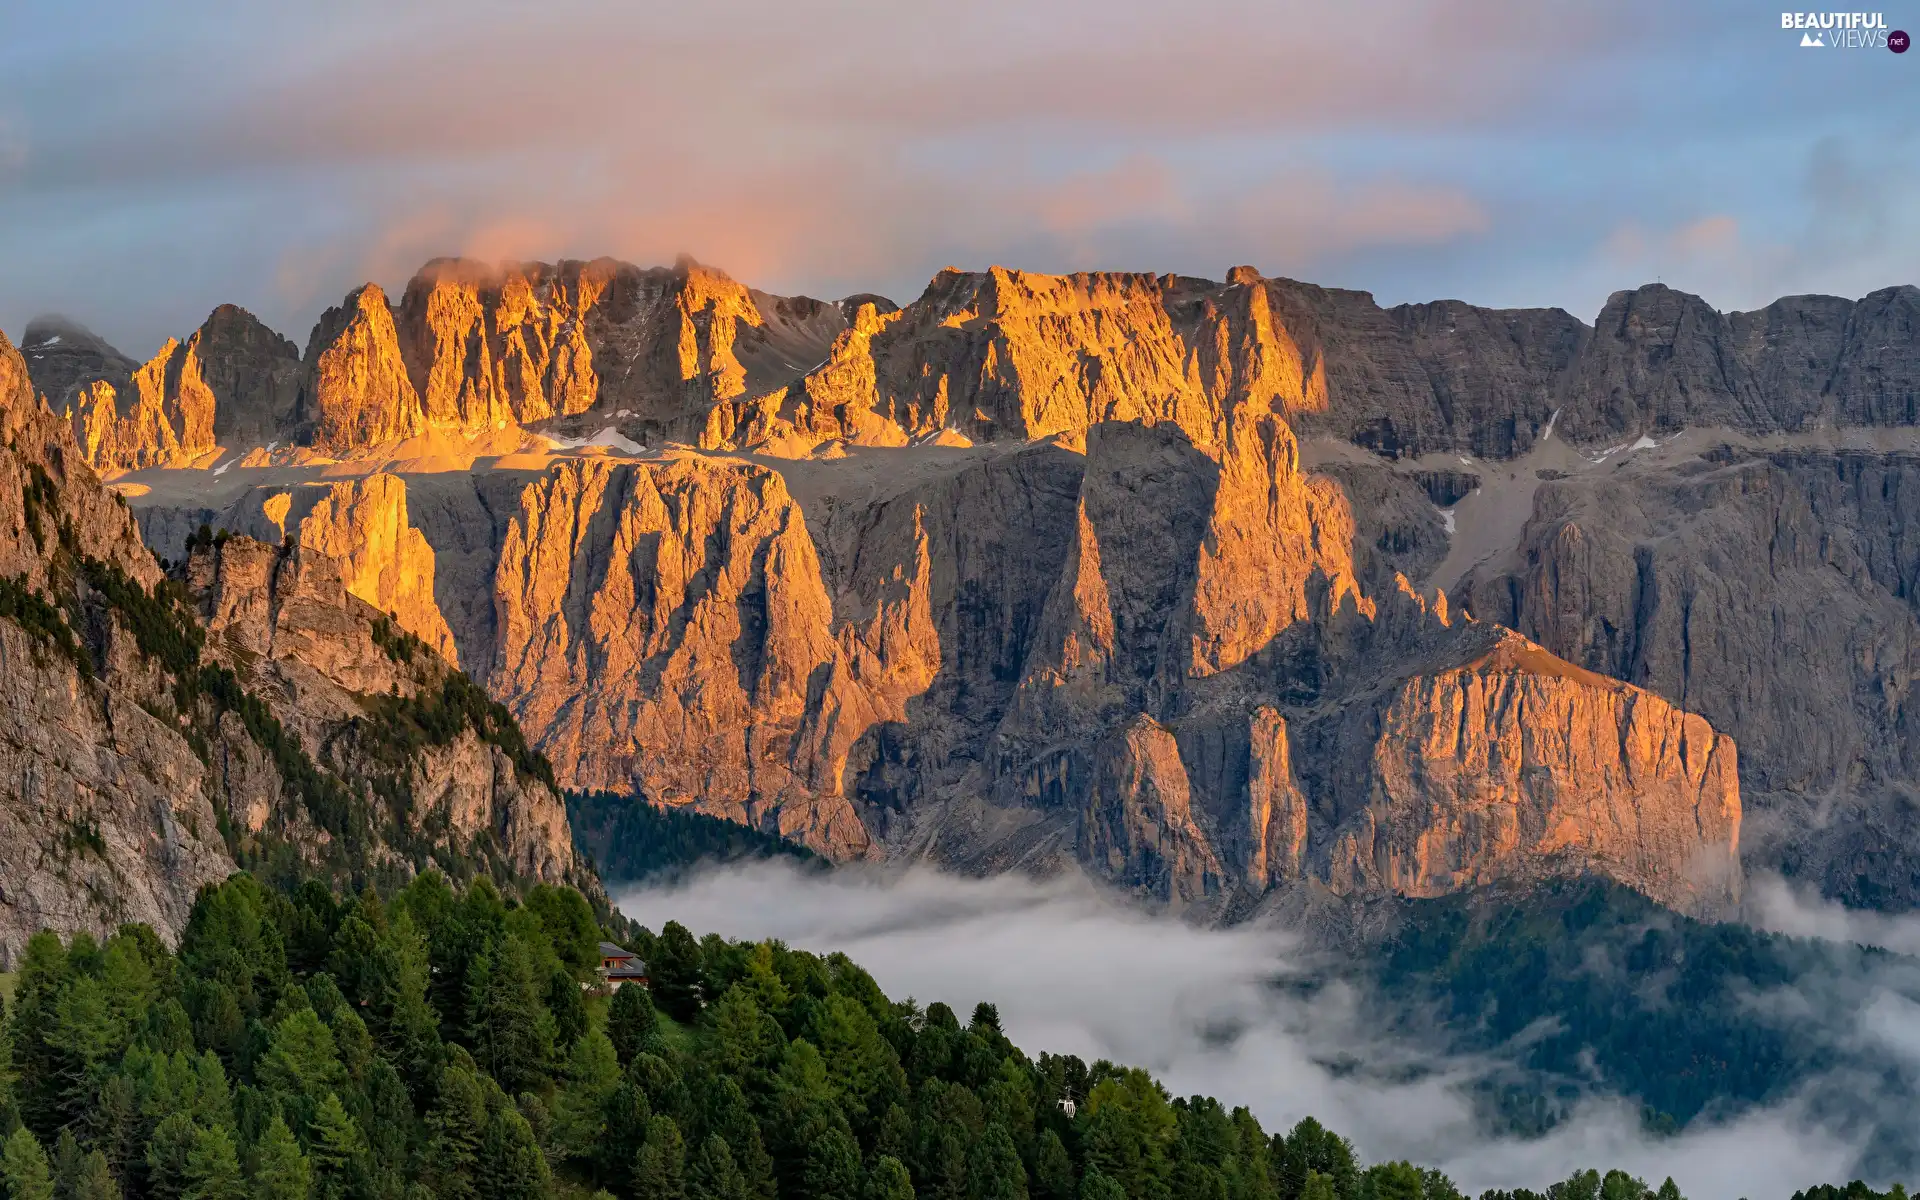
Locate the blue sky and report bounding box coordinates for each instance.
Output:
[2,0,1915,357]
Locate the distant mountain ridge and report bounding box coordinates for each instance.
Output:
[12,255,1920,917]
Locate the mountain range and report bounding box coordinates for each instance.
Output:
[5,254,1918,958]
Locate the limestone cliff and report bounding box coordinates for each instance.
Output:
[1455,443,1920,906]
[22,307,298,474]
[290,257,852,454]
[74,255,1920,917]
[0,328,593,963]
[0,329,234,963]
[185,533,578,886]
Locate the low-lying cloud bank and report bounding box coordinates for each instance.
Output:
[615,863,1908,1200]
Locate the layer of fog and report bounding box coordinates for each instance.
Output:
[613,863,1918,1200]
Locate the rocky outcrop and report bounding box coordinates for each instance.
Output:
[300,283,425,453]
[0,326,593,962]
[132,396,1745,912]
[196,305,303,444]
[22,307,299,474]
[284,257,855,454]
[0,329,235,962]
[707,267,1327,456]
[1456,444,1920,906]
[15,316,140,416]
[1313,630,1740,916]
[187,533,579,886]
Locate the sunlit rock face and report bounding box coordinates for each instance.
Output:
[0,327,591,964]
[87,256,1920,915]
[22,307,297,473]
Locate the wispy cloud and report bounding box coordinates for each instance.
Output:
[0,0,1914,355]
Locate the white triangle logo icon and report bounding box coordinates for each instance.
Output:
[1800,30,1824,45]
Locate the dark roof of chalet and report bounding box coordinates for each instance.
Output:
[606,963,649,979]
[599,942,637,959]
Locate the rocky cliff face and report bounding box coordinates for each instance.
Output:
[21,308,297,473]
[0,327,592,964]
[58,253,1920,915]
[291,257,853,455]
[1455,443,1920,906]
[185,532,578,886]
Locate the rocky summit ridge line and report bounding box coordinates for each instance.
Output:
[17,254,1919,920]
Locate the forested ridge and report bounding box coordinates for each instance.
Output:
[564,792,819,884]
[0,870,1903,1200]
[1369,879,1912,1136]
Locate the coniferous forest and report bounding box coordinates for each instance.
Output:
[0,870,1905,1200]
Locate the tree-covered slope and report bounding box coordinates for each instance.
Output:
[8,867,1887,1200]
[1365,878,1908,1133]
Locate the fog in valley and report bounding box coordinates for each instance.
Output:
[616,863,1920,1200]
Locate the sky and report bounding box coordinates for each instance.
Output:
[1,0,1916,358]
[616,862,1920,1200]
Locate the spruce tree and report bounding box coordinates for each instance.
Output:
[608,985,659,1066]
[632,1115,687,1200]
[965,1124,1027,1200]
[688,1136,750,1200]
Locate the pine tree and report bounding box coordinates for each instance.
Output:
[868,1156,915,1200]
[1300,1171,1336,1200]
[2,1129,55,1200]
[63,1153,119,1200]
[632,1115,687,1200]
[688,1136,750,1200]
[544,969,588,1052]
[550,1031,620,1162]
[465,937,554,1095]
[11,932,73,1138]
[249,1116,311,1200]
[799,1127,862,1200]
[1655,1180,1684,1200]
[965,1124,1027,1200]
[183,1127,246,1200]
[478,1107,550,1200]
[597,1082,653,1186]
[607,985,659,1066]
[1076,1173,1124,1200]
[649,924,704,1023]
[51,1130,81,1200]
[146,1114,201,1200]
[1031,1130,1073,1200]
[424,1062,489,1200]
[1360,1162,1424,1200]
[307,1093,368,1200]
